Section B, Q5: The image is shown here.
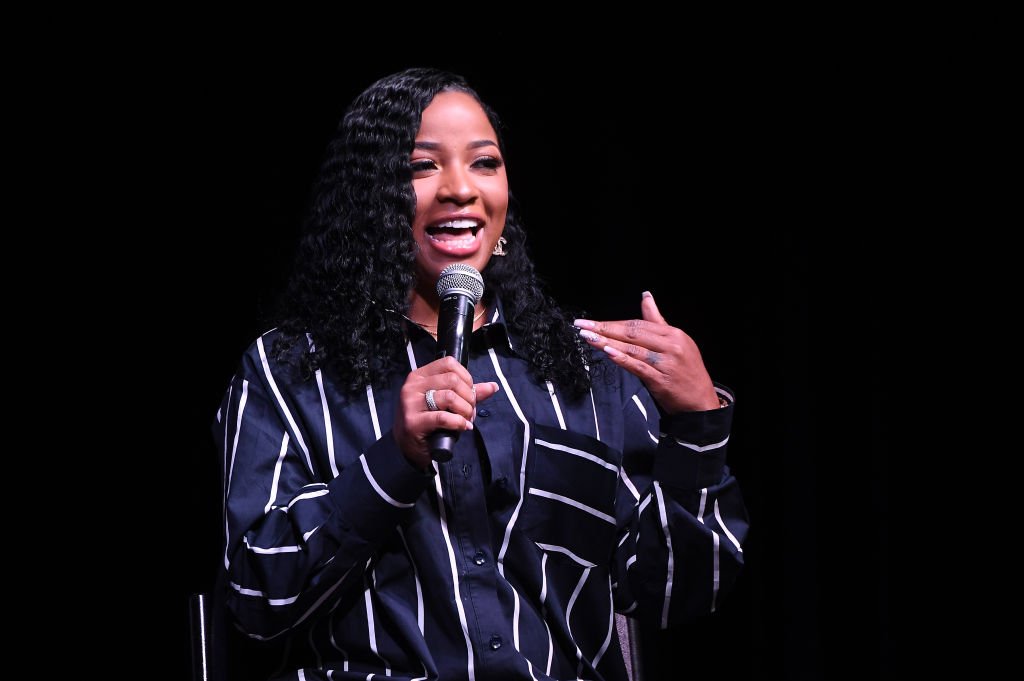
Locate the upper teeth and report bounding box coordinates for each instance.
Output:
[435,220,478,229]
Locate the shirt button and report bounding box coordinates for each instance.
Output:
[477,408,491,417]
[473,551,486,566]
[489,635,502,650]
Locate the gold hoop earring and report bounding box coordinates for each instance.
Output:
[492,236,507,257]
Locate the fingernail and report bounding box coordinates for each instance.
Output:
[491,382,500,392]
[642,291,652,300]
[579,329,601,342]
[604,345,623,358]
[573,319,595,329]
[465,419,474,430]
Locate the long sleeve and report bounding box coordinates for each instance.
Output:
[213,335,434,640]
[612,383,748,628]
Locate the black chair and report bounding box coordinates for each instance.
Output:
[191,594,643,680]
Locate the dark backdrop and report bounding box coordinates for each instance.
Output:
[145,56,887,680]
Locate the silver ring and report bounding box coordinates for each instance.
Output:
[424,389,439,411]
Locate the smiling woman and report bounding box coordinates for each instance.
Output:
[408,91,509,333]
[210,67,748,681]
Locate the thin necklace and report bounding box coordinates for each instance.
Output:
[408,308,487,337]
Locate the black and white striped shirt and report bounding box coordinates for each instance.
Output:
[214,301,746,681]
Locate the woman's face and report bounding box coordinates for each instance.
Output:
[410,91,508,295]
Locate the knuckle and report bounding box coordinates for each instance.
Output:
[625,319,644,338]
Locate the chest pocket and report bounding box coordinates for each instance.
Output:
[516,423,622,568]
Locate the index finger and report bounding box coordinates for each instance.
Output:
[421,355,474,384]
[573,317,670,346]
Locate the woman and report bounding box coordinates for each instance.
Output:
[215,67,747,681]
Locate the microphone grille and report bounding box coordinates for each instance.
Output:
[436,263,484,304]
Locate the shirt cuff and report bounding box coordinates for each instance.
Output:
[326,431,434,537]
[653,387,734,490]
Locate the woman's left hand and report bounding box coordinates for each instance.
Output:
[574,291,721,414]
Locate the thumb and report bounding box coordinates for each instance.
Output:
[641,290,667,324]
[474,381,501,402]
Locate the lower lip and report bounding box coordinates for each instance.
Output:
[427,229,483,256]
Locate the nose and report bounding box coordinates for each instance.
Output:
[436,163,477,205]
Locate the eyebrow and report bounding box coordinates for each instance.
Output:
[413,140,498,151]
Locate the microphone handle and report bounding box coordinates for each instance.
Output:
[427,292,474,462]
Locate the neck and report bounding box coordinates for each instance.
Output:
[407,305,487,334]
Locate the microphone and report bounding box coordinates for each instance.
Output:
[428,263,485,462]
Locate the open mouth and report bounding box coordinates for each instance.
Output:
[426,219,483,249]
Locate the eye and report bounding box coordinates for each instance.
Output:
[410,159,437,173]
[472,156,504,172]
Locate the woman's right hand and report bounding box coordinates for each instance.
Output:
[394,355,500,469]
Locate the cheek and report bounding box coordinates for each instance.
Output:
[411,182,432,235]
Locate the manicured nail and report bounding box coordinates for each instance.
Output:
[465,419,474,430]
[604,345,623,358]
[642,290,652,300]
[579,329,601,342]
[573,319,595,329]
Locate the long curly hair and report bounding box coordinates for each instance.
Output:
[275,67,593,399]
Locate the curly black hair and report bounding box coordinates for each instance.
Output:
[274,67,593,399]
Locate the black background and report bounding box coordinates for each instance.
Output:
[130,52,887,680]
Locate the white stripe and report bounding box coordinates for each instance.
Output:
[626,554,637,570]
[366,384,382,440]
[667,434,730,452]
[359,454,415,508]
[528,488,616,524]
[630,394,658,442]
[244,564,358,641]
[566,567,591,673]
[287,488,330,508]
[540,554,554,675]
[591,577,615,668]
[713,499,743,553]
[216,407,221,423]
[222,384,232,503]
[196,593,209,678]
[244,536,301,554]
[711,532,720,613]
[405,340,418,370]
[535,542,597,568]
[545,380,566,429]
[589,388,602,441]
[618,531,630,548]
[513,586,521,648]
[535,438,618,473]
[366,568,391,675]
[432,463,476,681]
[490,307,499,324]
[298,670,306,681]
[714,386,734,403]
[631,394,648,420]
[229,580,299,606]
[264,433,290,514]
[620,468,640,502]
[257,337,314,474]
[490,346,531,576]
[315,369,339,478]
[696,488,708,524]
[654,482,674,628]
[224,380,248,569]
[638,493,652,516]
[302,525,322,543]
